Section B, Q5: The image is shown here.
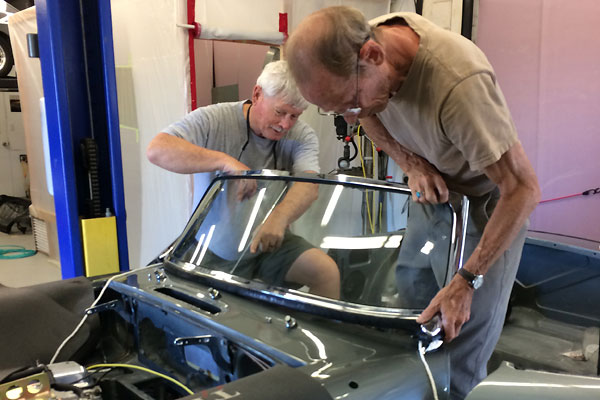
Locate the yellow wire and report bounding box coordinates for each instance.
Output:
[372,141,378,230]
[87,363,194,395]
[356,125,375,233]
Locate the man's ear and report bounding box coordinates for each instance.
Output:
[252,85,262,103]
[360,41,385,66]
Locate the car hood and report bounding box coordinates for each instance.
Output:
[109,265,451,399]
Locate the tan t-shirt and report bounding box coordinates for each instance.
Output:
[370,13,518,197]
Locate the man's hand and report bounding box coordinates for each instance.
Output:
[250,212,288,253]
[222,159,258,201]
[222,158,251,175]
[404,154,449,204]
[232,179,257,201]
[416,275,474,342]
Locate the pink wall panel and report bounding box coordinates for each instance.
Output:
[194,40,269,108]
[213,41,269,100]
[194,40,214,107]
[476,0,542,168]
[478,0,600,241]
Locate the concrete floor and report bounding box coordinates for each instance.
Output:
[0,231,61,287]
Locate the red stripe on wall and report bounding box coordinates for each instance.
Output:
[187,0,197,110]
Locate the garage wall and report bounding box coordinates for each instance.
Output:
[477,0,600,241]
[192,0,394,178]
[111,0,193,267]
[108,1,424,266]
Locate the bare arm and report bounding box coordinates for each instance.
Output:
[359,116,449,203]
[417,142,540,340]
[250,175,319,253]
[462,142,540,276]
[147,132,249,174]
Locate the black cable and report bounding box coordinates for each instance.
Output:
[238,104,252,161]
[238,103,277,169]
[348,138,358,162]
[52,383,84,396]
[92,367,118,385]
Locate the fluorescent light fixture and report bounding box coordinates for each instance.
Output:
[321,176,346,227]
[210,270,239,282]
[384,234,404,248]
[310,362,333,379]
[189,233,206,266]
[321,235,387,249]
[302,329,327,360]
[183,262,196,271]
[0,14,12,24]
[0,2,15,25]
[195,224,216,265]
[238,187,266,252]
[320,234,404,250]
[420,241,434,255]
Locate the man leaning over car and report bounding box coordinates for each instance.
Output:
[284,6,540,398]
[147,60,340,299]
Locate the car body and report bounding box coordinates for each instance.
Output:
[1,171,598,399]
[100,171,466,399]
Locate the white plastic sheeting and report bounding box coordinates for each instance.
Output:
[8,7,60,262]
[111,0,193,267]
[286,0,391,30]
[195,0,285,43]
[194,0,391,42]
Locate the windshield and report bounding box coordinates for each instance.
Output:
[168,173,461,312]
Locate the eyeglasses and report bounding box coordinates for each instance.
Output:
[317,50,361,118]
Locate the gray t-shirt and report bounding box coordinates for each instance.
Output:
[370,13,518,197]
[162,100,320,174]
[162,101,320,256]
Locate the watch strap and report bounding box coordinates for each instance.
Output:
[457,267,481,288]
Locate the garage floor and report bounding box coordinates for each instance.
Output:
[0,231,61,287]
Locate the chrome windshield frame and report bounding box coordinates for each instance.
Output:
[164,170,469,326]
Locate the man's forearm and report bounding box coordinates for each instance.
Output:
[147,132,241,174]
[461,185,537,276]
[359,116,421,173]
[359,116,449,203]
[462,143,540,276]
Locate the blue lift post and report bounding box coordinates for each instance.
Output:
[36,0,129,278]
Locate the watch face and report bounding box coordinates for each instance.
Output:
[472,275,484,290]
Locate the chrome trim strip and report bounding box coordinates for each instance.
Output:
[166,264,423,322]
[456,196,470,271]
[219,169,414,193]
[446,197,459,287]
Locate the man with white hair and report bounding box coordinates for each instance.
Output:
[147,60,340,299]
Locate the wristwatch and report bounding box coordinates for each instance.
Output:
[457,268,484,290]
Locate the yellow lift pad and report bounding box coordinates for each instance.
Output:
[80,216,120,277]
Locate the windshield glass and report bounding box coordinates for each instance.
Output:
[169,174,458,311]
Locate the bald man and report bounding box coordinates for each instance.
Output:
[285,6,540,398]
